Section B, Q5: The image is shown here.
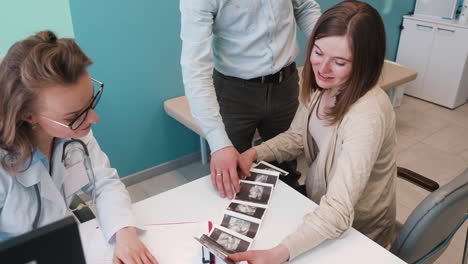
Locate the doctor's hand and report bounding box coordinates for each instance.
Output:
[113,227,159,264]
[228,244,290,264]
[210,146,249,199]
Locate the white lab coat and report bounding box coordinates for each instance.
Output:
[0,130,137,242]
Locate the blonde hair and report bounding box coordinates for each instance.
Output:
[0,30,93,172]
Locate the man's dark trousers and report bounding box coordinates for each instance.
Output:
[213,64,301,184]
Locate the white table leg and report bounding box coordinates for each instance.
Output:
[386,84,407,108]
[200,136,209,165]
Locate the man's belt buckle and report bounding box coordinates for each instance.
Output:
[260,69,284,84]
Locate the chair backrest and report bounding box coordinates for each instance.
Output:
[391,169,468,263]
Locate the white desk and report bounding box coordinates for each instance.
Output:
[79,176,406,263]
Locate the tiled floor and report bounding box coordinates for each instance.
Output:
[127,95,468,264]
[395,96,468,264]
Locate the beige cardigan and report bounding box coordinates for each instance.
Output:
[255,86,397,260]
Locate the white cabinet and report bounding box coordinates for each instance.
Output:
[396,15,468,109]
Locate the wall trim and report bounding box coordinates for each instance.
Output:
[79,151,201,202]
[121,151,202,187]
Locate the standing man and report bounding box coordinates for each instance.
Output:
[180,0,321,199]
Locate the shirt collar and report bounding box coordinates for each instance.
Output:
[29,137,69,170]
[30,148,49,170]
[17,137,70,186]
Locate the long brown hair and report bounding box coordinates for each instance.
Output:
[301,0,386,125]
[0,30,92,173]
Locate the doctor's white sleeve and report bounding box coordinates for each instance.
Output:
[80,131,138,243]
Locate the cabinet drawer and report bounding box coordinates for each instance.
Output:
[403,18,436,33]
[434,25,468,53]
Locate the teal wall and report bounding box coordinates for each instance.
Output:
[0,0,74,57]
[68,0,421,177]
[0,0,463,177]
[69,0,199,176]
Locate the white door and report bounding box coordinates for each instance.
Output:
[396,18,435,97]
[423,25,468,108]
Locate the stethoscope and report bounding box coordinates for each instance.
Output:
[32,139,96,229]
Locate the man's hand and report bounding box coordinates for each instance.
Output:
[228,244,290,264]
[210,146,249,199]
[113,227,158,264]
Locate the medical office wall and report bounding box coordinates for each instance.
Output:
[0,0,74,57]
[0,0,438,177]
[69,0,200,176]
[69,0,422,177]
[69,0,421,177]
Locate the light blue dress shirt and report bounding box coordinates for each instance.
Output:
[0,130,136,242]
[180,0,321,153]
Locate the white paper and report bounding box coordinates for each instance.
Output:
[83,222,209,264]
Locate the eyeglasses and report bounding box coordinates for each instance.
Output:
[41,78,104,130]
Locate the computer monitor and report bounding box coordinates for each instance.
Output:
[0,216,86,264]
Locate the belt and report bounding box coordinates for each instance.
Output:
[216,62,296,84]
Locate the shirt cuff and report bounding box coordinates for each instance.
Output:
[206,129,232,154]
[102,214,139,243]
[281,227,327,260]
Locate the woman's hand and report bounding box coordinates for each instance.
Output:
[113,227,159,264]
[238,148,258,179]
[228,244,290,264]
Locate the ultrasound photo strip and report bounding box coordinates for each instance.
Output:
[249,167,280,177]
[195,235,235,264]
[195,226,252,263]
[209,225,253,253]
[233,180,274,207]
[245,169,279,187]
[226,201,267,220]
[252,160,289,176]
[221,211,262,239]
[196,162,285,262]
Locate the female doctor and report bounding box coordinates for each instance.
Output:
[0,31,158,264]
